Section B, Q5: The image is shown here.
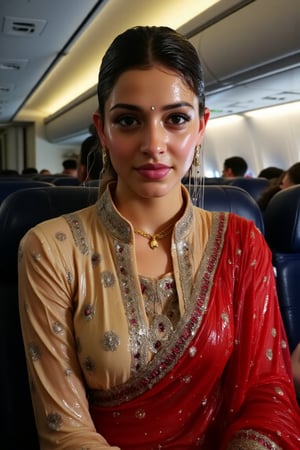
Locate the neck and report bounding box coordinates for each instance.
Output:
[112,184,185,234]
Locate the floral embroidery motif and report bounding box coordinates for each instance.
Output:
[47,412,62,431]
[55,232,66,241]
[101,331,120,352]
[228,429,282,449]
[135,409,146,419]
[32,251,41,262]
[82,304,95,321]
[189,346,197,357]
[266,349,273,361]
[91,252,101,266]
[28,342,41,361]
[100,270,115,287]
[52,321,63,334]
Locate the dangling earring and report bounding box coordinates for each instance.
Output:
[187,144,204,208]
[193,145,201,167]
[102,148,108,169]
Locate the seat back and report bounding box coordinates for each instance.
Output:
[52,176,80,186]
[0,179,53,205]
[228,177,270,201]
[202,185,264,232]
[264,185,300,352]
[0,184,263,447]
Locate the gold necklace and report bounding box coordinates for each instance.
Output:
[134,223,174,249]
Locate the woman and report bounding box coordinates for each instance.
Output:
[19,26,300,449]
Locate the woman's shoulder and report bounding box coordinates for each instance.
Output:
[22,204,97,244]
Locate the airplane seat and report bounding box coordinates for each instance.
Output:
[264,185,300,352]
[0,186,99,449]
[0,184,262,447]
[52,176,80,186]
[0,179,54,205]
[201,185,264,233]
[84,179,100,187]
[227,177,270,202]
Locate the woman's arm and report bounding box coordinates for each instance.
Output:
[18,222,119,450]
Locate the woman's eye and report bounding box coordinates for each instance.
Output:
[114,115,139,127]
[168,113,190,126]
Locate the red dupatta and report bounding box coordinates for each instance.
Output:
[90,213,300,449]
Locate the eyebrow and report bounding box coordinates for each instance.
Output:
[109,102,194,112]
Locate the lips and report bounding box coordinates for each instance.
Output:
[136,163,171,180]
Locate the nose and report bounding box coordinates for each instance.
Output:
[140,120,166,156]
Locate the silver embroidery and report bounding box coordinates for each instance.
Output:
[47,412,62,431]
[82,304,95,320]
[101,331,120,351]
[64,213,89,255]
[28,342,41,361]
[52,322,63,333]
[266,348,273,361]
[55,232,66,241]
[101,270,115,287]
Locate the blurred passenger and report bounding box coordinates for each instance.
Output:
[222,156,248,178]
[258,162,300,211]
[258,166,284,181]
[39,168,51,175]
[78,132,103,184]
[280,162,300,189]
[62,159,78,177]
[22,167,38,175]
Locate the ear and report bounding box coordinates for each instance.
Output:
[197,107,210,145]
[93,111,107,148]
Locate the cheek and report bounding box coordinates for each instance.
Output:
[175,135,197,173]
[106,137,133,172]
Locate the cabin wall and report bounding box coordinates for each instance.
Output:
[203,102,300,177]
[35,117,80,174]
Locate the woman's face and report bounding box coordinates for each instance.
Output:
[94,66,209,200]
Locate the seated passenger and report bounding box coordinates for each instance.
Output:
[258,162,300,211]
[222,156,248,178]
[62,158,78,177]
[18,25,300,450]
[78,128,103,184]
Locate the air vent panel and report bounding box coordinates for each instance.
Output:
[2,16,47,36]
[0,59,28,71]
[0,84,15,93]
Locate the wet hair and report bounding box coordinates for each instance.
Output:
[97,26,205,119]
[224,156,248,176]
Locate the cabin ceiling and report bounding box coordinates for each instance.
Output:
[0,0,299,134]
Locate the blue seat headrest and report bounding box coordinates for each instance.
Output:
[264,185,300,252]
[228,177,270,201]
[0,180,53,204]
